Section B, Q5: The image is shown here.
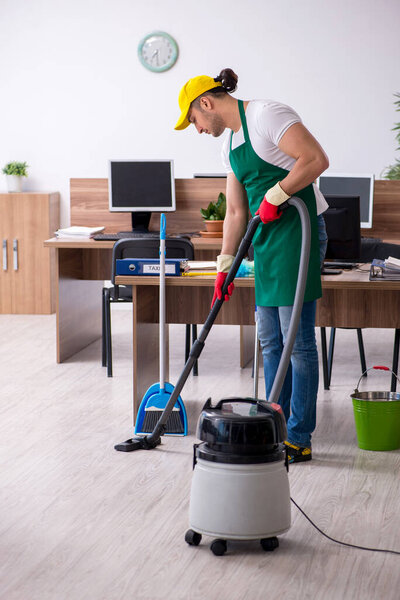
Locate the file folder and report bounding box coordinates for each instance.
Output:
[116,258,183,276]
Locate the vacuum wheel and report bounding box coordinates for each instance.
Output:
[260,536,279,551]
[210,539,227,556]
[185,529,202,546]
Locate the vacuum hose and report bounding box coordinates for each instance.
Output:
[268,196,311,404]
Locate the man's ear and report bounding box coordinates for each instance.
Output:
[199,95,214,111]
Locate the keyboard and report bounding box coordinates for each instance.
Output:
[361,236,383,244]
[323,261,358,269]
[93,231,161,241]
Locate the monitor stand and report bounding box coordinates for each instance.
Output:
[118,212,152,235]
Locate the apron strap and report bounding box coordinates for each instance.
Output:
[238,100,250,143]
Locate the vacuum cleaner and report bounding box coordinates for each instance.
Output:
[114,197,311,556]
[185,196,311,555]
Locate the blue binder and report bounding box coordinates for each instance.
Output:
[116,258,182,276]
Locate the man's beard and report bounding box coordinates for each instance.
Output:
[208,113,225,137]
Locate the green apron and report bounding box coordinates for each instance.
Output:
[229,100,322,307]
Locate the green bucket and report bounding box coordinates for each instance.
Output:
[351,366,400,451]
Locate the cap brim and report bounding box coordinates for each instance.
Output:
[174,110,190,131]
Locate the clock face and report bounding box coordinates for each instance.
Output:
[138,31,178,72]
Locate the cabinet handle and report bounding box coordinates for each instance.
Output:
[13,239,18,271]
[2,240,7,271]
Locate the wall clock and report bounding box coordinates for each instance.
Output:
[138,31,179,73]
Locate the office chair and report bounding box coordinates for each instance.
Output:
[320,327,366,390]
[102,237,198,377]
[320,239,400,390]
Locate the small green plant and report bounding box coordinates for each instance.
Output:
[2,161,29,177]
[200,192,226,220]
[383,93,400,180]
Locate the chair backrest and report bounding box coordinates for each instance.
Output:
[360,240,400,262]
[111,236,195,285]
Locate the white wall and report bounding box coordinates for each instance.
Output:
[1,0,399,226]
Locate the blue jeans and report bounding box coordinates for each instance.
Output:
[256,213,327,447]
[257,301,319,447]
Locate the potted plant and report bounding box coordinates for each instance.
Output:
[382,92,400,180]
[2,161,29,193]
[200,192,226,232]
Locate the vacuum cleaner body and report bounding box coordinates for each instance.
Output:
[188,398,291,544]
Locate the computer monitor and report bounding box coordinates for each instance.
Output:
[318,173,374,228]
[323,195,361,261]
[108,160,176,232]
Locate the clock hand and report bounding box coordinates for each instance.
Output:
[151,48,159,65]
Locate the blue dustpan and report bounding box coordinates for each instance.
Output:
[134,382,188,436]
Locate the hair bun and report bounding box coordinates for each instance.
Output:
[215,68,238,93]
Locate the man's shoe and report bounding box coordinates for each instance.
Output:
[284,441,312,464]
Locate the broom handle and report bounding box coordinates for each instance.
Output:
[159,214,166,390]
[146,197,308,445]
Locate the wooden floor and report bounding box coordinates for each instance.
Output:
[1,310,400,600]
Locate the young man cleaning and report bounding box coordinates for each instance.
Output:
[175,69,329,463]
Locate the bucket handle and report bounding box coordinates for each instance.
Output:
[354,365,400,393]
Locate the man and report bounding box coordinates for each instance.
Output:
[175,69,329,463]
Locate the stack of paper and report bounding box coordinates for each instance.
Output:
[55,226,105,238]
[181,261,217,276]
[185,261,217,271]
[385,256,400,269]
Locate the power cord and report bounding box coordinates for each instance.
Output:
[291,497,400,556]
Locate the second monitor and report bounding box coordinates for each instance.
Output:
[108,159,176,233]
[322,194,361,264]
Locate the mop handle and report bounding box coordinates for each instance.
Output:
[159,213,166,390]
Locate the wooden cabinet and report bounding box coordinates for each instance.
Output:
[0,192,60,314]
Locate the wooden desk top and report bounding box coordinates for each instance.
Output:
[44,235,222,251]
[44,235,400,293]
[115,274,252,287]
[116,266,400,291]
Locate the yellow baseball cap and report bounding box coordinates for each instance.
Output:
[174,75,222,130]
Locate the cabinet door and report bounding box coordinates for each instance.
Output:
[0,197,13,313]
[10,195,52,313]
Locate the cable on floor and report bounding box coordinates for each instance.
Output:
[291,497,400,556]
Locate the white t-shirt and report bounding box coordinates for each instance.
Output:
[221,99,328,215]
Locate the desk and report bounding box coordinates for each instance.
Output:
[44,236,224,362]
[43,238,400,418]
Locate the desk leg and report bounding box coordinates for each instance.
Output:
[56,248,103,362]
[320,327,329,390]
[132,285,169,423]
[240,325,255,368]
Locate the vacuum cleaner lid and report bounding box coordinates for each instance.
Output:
[196,397,287,462]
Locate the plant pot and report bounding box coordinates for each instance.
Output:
[6,175,23,193]
[204,220,224,233]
